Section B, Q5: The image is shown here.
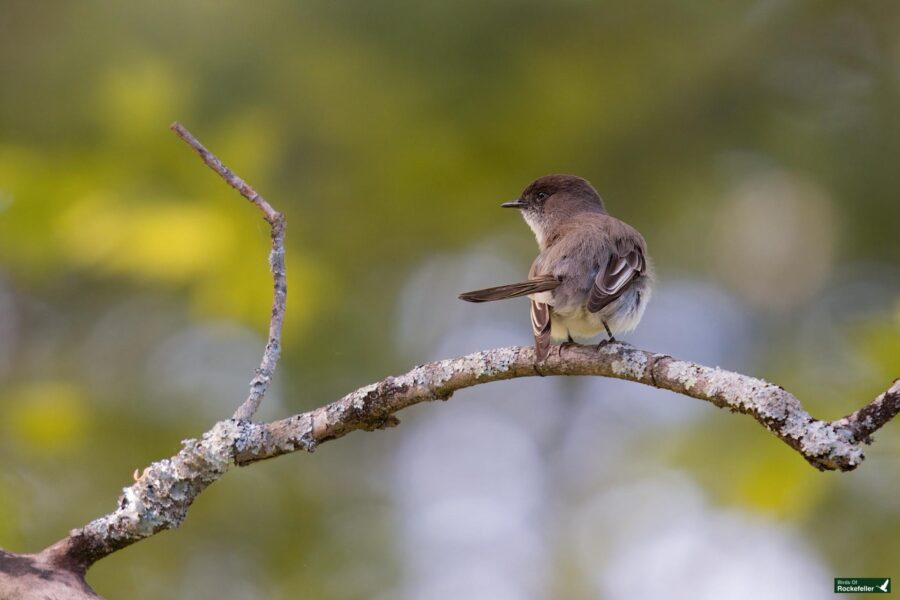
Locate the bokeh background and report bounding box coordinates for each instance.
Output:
[1,1,898,598]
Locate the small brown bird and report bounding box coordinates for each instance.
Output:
[459,174,652,360]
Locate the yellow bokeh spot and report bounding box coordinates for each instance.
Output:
[857,317,900,381]
[57,197,235,282]
[7,382,89,452]
[192,248,334,336]
[728,447,826,519]
[97,59,184,141]
[55,195,333,336]
[212,110,281,180]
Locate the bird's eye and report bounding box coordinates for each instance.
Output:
[536,192,548,201]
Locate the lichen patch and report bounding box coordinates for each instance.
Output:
[611,350,647,378]
[666,361,698,390]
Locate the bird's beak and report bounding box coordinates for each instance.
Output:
[501,198,526,209]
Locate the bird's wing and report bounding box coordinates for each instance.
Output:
[586,245,646,313]
[531,300,552,361]
[459,274,560,303]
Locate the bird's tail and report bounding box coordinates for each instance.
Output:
[458,275,560,303]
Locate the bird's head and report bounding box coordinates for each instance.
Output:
[502,174,606,243]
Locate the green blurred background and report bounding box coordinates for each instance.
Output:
[0,1,898,598]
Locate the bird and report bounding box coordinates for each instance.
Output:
[459,174,652,361]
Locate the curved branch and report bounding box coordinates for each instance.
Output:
[237,345,898,470]
[169,122,286,422]
[36,343,897,579]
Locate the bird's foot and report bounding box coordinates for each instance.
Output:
[557,337,583,359]
[560,334,580,349]
[595,337,617,351]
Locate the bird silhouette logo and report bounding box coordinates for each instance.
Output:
[877,578,890,593]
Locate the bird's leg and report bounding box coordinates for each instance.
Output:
[603,320,615,341]
[596,321,616,350]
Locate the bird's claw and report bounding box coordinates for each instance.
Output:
[595,337,617,351]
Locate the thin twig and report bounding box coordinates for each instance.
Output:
[834,378,900,443]
[169,122,286,421]
[169,122,281,225]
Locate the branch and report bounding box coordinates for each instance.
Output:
[4,125,896,599]
[36,345,898,580]
[169,122,286,422]
[237,347,898,469]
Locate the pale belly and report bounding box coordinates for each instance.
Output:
[550,306,605,341]
[547,280,650,343]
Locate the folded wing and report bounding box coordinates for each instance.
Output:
[586,247,645,313]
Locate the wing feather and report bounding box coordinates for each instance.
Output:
[531,300,552,361]
[586,247,646,313]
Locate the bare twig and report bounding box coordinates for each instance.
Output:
[834,378,900,444]
[169,122,286,422]
[169,122,281,225]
